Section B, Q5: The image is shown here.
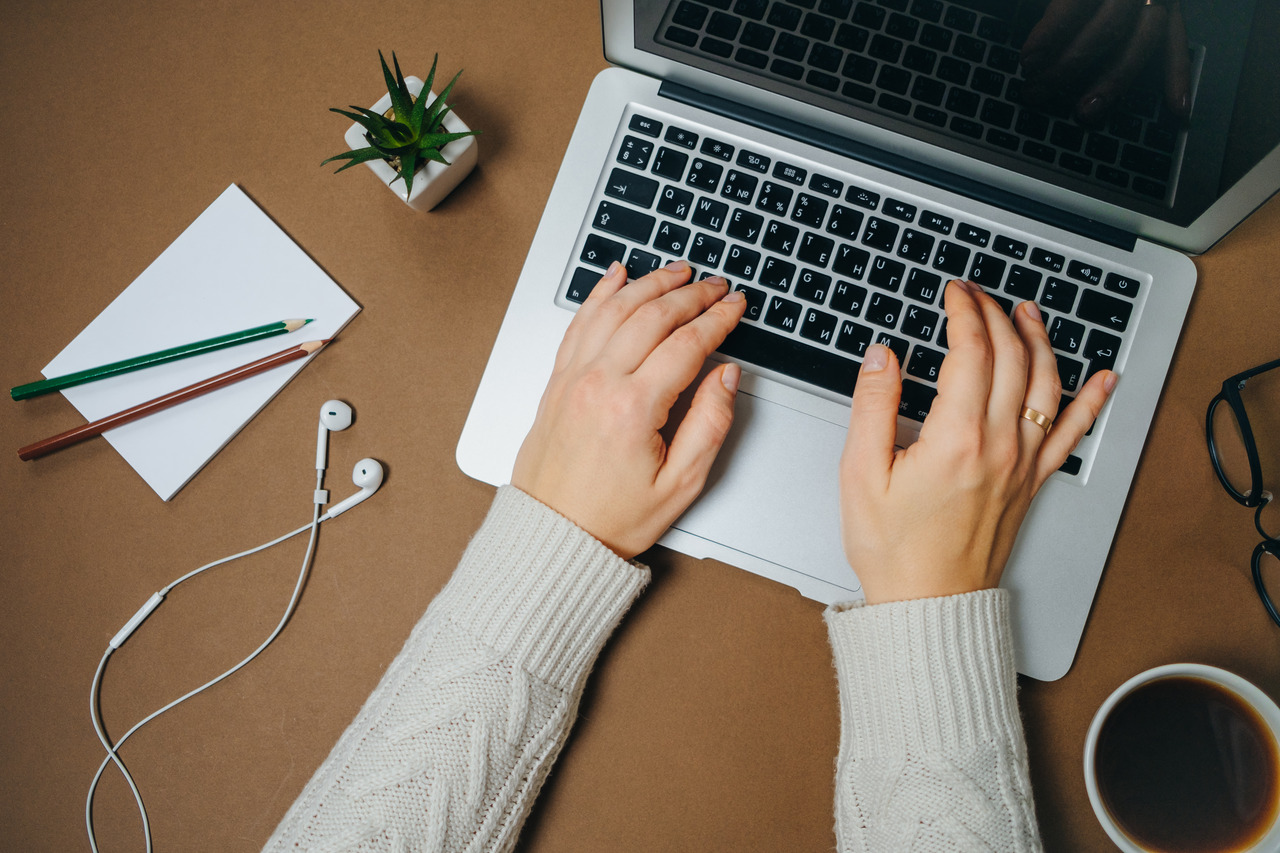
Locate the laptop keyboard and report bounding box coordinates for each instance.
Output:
[560,108,1147,478]
[656,0,1185,202]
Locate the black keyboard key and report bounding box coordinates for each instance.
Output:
[651,147,689,181]
[826,205,864,240]
[1077,289,1132,332]
[833,244,870,280]
[1066,259,1102,285]
[800,307,839,345]
[1004,265,1041,300]
[700,36,734,58]
[690,233,726,268]
[993,235,1027,261]
[724,244,762,279]
[792,193,829,228]
[1084,329,1122,372]
[707,10,743,39]
[768,3,803,29]
[981,99,1015,129]
[831,280,867,316]
[742,21,776,49]
[673,1,710,28]
[664,126,699,149]
[721,169,759,204]
[616,136,654,170]
[686,158,724,191]
[700,137,735,161]
[735,46,770,68]
[727,208,764,243]
[875,332,909,368]
[604,168,659,207]
[845,185,880,209]
[866,291,903,328]
[897,229,935,264]
[757,181,795,217]
[883,199,917,222]
[877,64,912,95]
[915,105,948,127]
[853,1,886,28]
[773,161,808,185]
[719,319,862,398]
[1104,272,1141,298]
[665,25,699,46]
[956,223,990,247]
[653,221,692,257]
[898,379,937,422]
[835,22,870,51]
[736,284,767,320]
[968,252,1005,287]
[628,115,662,137]
[657,185,694,220]
[625,248,663,280]
[902,304,940,341]
[566,267,603,303]
[919,211,953,235]
[594,201,655,243]
[912,76,946,106]
[937,56,971,85]
[1039,276,1078,312]
[861,216,899,252]
[763,220,800,255]
[737,149,771,172]
[692,196,729,231]
[906,345,944,382]
[795,269,832,304]
[836,319,874,357]
[1023,140,1055,163]
[764,294,803,333]
[1058,455,1083,476]
[1056,354,1084,392]
[802,11,837,40]
[904,268,942,304]
[760,256,797,291]
[580,234,626,270]
[1120,144,1172,181]
[798,232,835,267]
[1049,316,1085,353]
[932,240,970,277]
[868,256,906,292]
[1030,248,1064,273]
[809,173,844,198]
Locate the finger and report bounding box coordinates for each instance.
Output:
[975,285,1032,425]
[1011,301,1061,445]
[1162,1,1192,118]
[1033,369,1118,488]
[606,276,733,375]
[659,362,742,503]
[1041,0,1141,93]
[1021,0,1105,75]
[555,260,627,370]
[632,287,746,410]
[1074,3,1167,124]
[572,260,695,363]
[842,343,901,496]
[929,280,995,430]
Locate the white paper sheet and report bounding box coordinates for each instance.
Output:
[42,184,360,500]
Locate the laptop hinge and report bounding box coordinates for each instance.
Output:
[658,81,1139,253]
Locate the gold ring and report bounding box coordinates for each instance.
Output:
[1020,406,1053,434]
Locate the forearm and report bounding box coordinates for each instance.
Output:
[826,589,1042,852]
[264,485,648,853]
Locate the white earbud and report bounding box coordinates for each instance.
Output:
[316,400,354,470]
[324,458,385,519]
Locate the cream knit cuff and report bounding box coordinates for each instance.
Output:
[434,485,651,688]
[825,589,1024,758]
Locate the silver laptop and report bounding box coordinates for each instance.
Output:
[458,0,1279,680]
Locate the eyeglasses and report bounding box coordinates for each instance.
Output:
[1206,357,1280,626]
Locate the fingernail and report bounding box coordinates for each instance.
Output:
[663,259,690,272]
[606,260,623,278]
[1023,300,1041,321]
[704,274,728,287]
[721,289,745,303]
[1104,371,1118,393]
[721,362,741,392]
[863,344,889,372]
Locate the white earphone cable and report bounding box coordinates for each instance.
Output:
[86,473,325,853]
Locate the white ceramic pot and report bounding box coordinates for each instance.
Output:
[342,75,478,212]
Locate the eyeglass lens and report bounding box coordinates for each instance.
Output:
[1255,542,1280,626]
[1211,365,1280,525]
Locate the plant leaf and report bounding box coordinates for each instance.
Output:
[421,148,451,166]
[417,130,475,152]
[398,149,420,197]
[331,106,393,141]
[321,146,389,172]
[411,54,438,131]
[424,68,464,131]
[380,50,413,124]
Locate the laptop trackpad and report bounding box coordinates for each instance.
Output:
[671,387,861,596]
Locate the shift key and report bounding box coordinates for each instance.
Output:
[593,200,656,244]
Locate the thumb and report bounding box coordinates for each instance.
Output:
[661,362,741,500]
[842,344,901,491]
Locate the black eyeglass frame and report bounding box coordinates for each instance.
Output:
[1206,356,1280,627]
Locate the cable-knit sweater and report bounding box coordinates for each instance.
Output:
[264,486,1042,851]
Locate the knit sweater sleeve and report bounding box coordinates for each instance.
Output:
[263,485,649,853]
[825,589,1043,852]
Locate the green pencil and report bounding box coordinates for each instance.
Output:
[11,318,314,401]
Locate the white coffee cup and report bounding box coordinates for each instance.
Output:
[1084,663,1280,853]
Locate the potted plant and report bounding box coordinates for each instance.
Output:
[323,52,479,211]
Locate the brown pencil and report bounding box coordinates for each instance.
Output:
[18,340,330,461]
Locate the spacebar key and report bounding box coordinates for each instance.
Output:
[717,322,860,398]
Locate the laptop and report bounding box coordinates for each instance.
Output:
[457,0,1280,680]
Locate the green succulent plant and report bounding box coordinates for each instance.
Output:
[323,51,478,198]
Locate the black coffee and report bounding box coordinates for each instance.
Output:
[1096,676,1279,852]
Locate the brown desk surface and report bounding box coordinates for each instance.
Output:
[3,2,1279,849]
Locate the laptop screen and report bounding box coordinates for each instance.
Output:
[608,0,1279,251]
